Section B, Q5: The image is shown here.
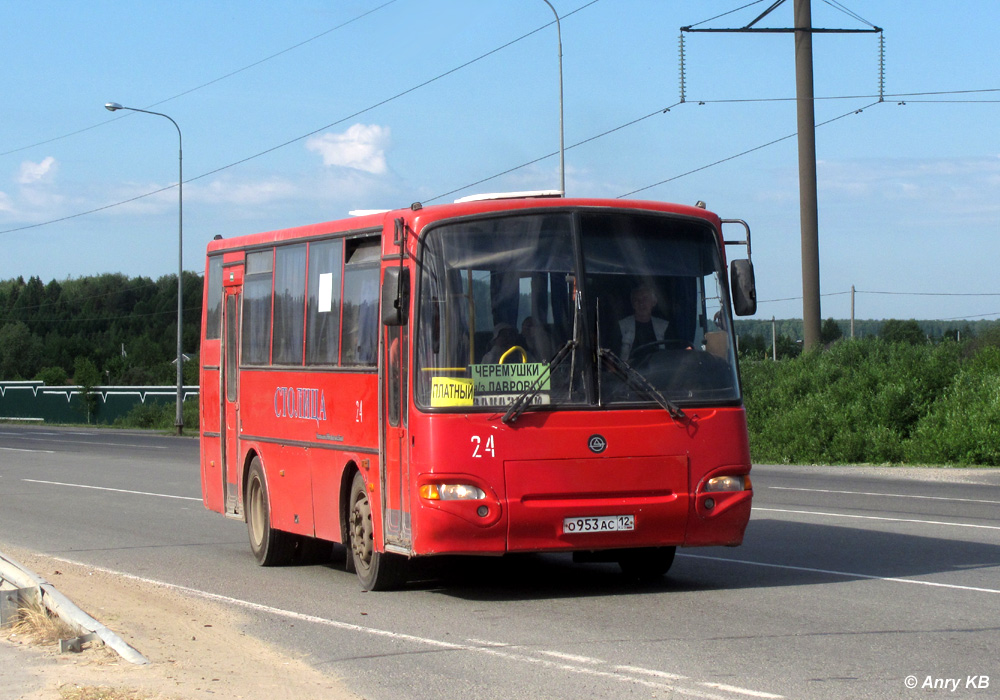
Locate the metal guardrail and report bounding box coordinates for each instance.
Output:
[0,550,148,664]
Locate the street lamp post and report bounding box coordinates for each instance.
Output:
[104,102,185,435]
[540,0,565,195]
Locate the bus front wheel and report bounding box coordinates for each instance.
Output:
[348,471,407,590]
[246,457,296,566]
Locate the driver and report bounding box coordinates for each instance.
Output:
[481,322,522,364]
[619,284,669,362]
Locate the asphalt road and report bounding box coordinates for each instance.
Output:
[1,425,998,699]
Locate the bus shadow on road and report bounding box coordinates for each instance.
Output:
[404,553,702,601]
[668,518,1000,592]
[403,518,1000,600]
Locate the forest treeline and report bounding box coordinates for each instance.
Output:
[735,317,986,357]
[0,273,203,386]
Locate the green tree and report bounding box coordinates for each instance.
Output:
[737,333,768,360]
[35,366,70,385]
[0,321,43,379]
[880,319,926,345]
[772,334,802,360]
[820,317,843,344]
[73,356,102,423]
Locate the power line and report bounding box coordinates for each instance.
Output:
[428,85,998,203]
[618,99,883,198]
[684,0,769,30]
[426,101,685,203]
[186,1,600,185]
[0,1,400,158]
[687,87,1000,104]
[820,0,878,29]
[0,1,602,237]
[6,80,986,236]
[856,290,1000,297]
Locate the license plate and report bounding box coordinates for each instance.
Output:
[563,515,635,534]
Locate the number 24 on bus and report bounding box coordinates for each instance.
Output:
[199,192,758,590]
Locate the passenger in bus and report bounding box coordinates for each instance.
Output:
[481,322,524,364]
[619,284,669,362]
[521,316,553,361]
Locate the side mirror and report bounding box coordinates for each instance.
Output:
[730,259,757,316]
[381,267,410,326]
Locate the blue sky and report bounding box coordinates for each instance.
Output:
[2,0,998,322]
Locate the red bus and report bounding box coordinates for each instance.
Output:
[199,193,758,590]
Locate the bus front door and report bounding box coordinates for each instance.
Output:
[221,270,243,516]
[382,324,412,549]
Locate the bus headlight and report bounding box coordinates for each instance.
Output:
[419,484,487,501]
[704,475,747,492]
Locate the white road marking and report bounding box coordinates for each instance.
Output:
[680,553,1000,595]
[754,506,1000,531]
[0,446,55,454]
[47,557,782,700]
[614,664,686,680]
[764,485,1000,506]
[22,479,200,501]
[537,650,603,664]
[4,434,169,449]
[699,682,784,698]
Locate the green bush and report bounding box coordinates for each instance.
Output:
[113,399,199,432]
[743,338,965,465]
[905,347,1000,466]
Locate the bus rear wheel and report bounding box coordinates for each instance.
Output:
[617,546,676,582]
[348,471,407,590]
[246,457,296,566]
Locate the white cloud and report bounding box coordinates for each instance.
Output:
[18,156,57,184]
[196,177,297,206]
[306,124,389,175]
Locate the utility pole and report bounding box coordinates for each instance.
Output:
[681,2,881,352]
[850,284,856,338]
[793,0,821,351]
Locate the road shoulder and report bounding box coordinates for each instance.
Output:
[1,545,358,700]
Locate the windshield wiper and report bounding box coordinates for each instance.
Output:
[502,339,577,424]
[599,347,687,422]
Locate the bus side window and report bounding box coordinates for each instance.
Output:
[342,239,381,366]
[242,250,274,365]
[272,244,307,365]
[306,239,343,365]
[205,256,223,340]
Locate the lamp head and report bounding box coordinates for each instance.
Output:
[104,102,123,112]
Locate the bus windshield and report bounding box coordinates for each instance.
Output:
[415,210,741,412]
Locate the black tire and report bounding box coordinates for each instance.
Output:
[348,471,407,590]
[246,457,297,566]
[618,546,676,582]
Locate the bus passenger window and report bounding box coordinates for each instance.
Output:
[306,239,343,365]
[242,250,274,365]
[205,256,223,340]
[272,244,307,365]
[342,239,380,366]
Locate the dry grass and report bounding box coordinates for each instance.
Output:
[8,597,79,646]
[6,600,161,700]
